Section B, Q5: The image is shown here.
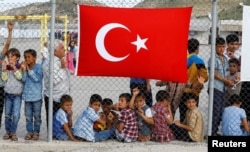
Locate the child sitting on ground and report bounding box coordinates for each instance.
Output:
[53,94,79,141]
[94,98,118,132]
[73,94,114,142]
[129,88,154,142]
[222,94,249,136]
[115,93,138,142]
[151,90,175,142]
[170,93,204,142]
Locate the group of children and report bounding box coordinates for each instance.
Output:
[53,88,205,143]
[2,48,43,141]
[209,35,250,136]
[1,21,248,143]
[0,21,43,141]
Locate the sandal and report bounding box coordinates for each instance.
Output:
[32,133,39,141]
[24,133,33,140]
[11,133,18,141]
[3,133,11,140]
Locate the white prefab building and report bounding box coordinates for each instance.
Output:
[189,19,242,45]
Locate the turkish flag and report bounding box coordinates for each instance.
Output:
[76,5,192,82]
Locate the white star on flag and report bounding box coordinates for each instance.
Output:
[131,35,148,52]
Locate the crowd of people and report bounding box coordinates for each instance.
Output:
[0,21,249,143]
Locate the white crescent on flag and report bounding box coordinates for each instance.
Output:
[95,23,130,62]
[241,5,250,81]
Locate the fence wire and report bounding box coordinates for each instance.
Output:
[0,0,249,143]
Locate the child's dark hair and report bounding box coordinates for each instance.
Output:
[188,38,199,54]
[216,37,225,45]
[226,34,239,44]
[185,93,198,102]
[156,90,169,102]
[228,58,240,66]
[135,92,146,100]
[24,49,37,57]
[119,93,131,102]
[60,94,73,106]
[90,94,102,104]
[229,94,242,105]
[102,98,113,106]
[7,48,21,59]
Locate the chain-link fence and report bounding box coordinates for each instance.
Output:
[0,0,249,143]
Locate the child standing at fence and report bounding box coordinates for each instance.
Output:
[115,93,138,142]
[73,94,114,142]
[225,58,242,106]
[53,94,79,141]
[208,37,234,136]
[224,34,240,60]
[222,94,249,136]
[170,93,204,142]
[0,21,14,129]
[21,49,43,141]
[1,48,23,141]
[151,90,175,142]
[129,88,154,142]
[179,38,208,122]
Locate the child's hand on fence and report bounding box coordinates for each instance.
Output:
[21,61,27,71]
[7,21,14,31]
[198,75,205,84]
[132,87,140,96]
[235,74,240,83]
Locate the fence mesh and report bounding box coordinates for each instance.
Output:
[0,0,249,143]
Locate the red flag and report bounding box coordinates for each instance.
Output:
[76,5,192,82]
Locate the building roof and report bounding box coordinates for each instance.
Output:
[190,19,242,32]
[219,20,242,31]
[190,19,210,31]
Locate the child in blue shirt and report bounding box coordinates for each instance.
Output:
[53,94,79,141]
[73,94,114,142]
[21,49,43,141]
[222,94,249,136]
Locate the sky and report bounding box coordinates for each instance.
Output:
[0,0,49,3]
[0,0,142,12]
[96,0,142,7]
[0,0,142,7]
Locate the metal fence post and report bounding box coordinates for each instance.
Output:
[48,0,56,142]
[207,0,218,137]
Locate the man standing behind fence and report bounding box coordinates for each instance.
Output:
[43,39,70,127]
